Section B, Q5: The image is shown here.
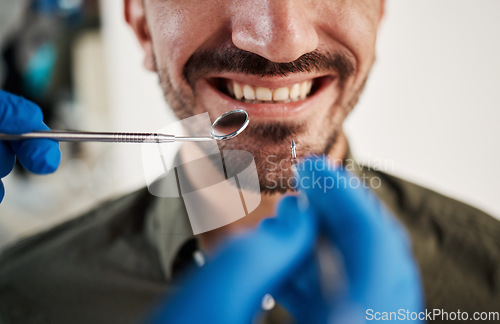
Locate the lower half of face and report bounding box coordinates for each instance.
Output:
[156,52,370,194]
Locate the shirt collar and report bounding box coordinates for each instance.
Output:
[145,174,194,280]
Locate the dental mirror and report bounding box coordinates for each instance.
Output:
[0,109,249,143]
[210,109,249,141]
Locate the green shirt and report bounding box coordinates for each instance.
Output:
[1,160,499,323]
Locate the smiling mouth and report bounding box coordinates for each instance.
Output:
[212,76,330,104]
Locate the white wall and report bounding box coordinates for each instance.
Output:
[99,0,175,195]
[344,0,500,218]
[100,0,500,219]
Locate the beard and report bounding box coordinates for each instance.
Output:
[215,114,341,194]
[154,44,368,194]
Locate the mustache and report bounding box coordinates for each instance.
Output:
[183,44,355,89]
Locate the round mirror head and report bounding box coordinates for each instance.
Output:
[211,109,249,141]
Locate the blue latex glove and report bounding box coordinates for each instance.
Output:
[149,196,318,324]
[0,90,61,202]
[149,156,423,323]
[277,156,424,322]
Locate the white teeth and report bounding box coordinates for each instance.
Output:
[256,87,273,101]
[233,82,243,99]
[300,81,312,99]
[243,85,255,100]
[273,87,289,101]
[230,80,313,102]
[289,83,300,101]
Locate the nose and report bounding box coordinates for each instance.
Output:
[230,0,319,63]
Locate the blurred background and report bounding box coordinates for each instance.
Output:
[1,0,499,249]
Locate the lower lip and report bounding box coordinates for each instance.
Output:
[199,76,336,119]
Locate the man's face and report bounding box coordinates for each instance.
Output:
[127,0,384,193]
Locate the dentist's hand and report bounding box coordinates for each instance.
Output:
[278,156,424,323]
[0,90,60,203]
[148,156,424,324]
[148,196,318,324]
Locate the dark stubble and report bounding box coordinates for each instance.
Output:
[155,43,367,193]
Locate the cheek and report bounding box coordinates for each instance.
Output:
[317,1,380,75]
[146,1,227,84]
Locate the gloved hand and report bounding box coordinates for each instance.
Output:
[149,156,423,323]
[0,90,61,203]
[277,156,424,323]
[149,195,318,324]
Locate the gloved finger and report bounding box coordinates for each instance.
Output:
[0,91,61,174]
[0,141,15,178]
[0,90,47,133]
[295,156,413,293]
[148,196,317,324]
[8,137,60,174]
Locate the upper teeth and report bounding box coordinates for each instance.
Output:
[227,80,313,102]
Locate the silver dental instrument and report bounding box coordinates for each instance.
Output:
[0,109,249,143]
[291,138,297,160]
